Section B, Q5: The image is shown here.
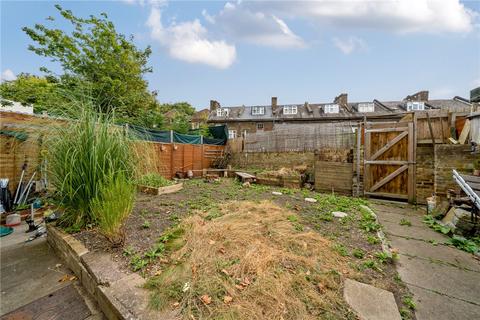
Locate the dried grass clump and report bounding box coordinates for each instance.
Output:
[146,201,357,319]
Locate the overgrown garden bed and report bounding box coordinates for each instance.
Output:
[73,178,415,319]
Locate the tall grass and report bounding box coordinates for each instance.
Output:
[47,107,136,229]
[90,173,135,245]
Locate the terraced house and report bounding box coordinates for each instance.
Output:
[207,91,474,139]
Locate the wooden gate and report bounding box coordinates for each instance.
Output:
[364,121,416,203]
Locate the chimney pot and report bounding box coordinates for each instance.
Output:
[210,100,220,111]
[334,93,348,106]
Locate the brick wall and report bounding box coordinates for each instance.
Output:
[434,145,476,198]
[229,151,314,171]
[416,145,435,203]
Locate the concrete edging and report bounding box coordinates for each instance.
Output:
[360,205,394,258]
[47,224,157,320]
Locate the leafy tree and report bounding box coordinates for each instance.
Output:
[0,73,62,113]
[22,4,156,118]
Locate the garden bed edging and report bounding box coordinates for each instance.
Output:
[137,182,183,195]
[47,224,161,320]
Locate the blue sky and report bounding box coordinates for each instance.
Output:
[1,0,479,109]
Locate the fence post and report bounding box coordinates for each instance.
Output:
[170,130,174,143]
[200,135,204,144]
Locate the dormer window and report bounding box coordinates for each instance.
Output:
[358,103,375,113]
[251,106,265,115]
[216,108,229,117]
[283,105,298,115]
[324,104,339,114]
[406,101,425,111]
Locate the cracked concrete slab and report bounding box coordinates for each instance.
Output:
[372,204,480,320]
[380,220,449,243]
[396,255,480,305]
[409,285,480,320]
[389,235,480,272]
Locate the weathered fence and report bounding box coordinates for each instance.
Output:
[0,111,225,191]
[232,122,357,153]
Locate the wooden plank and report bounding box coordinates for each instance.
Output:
[370,164,408,192]
[408,121,416,203]
[458,119,470,144]
[364,191,409,200]
[356,123,361,196]
[365,127,408,133]
[365,160,409,165]
[370,130,408,161]
[364,128,371,192]
[426,112,436,145]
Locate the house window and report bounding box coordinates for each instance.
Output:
[406,101,425,111]
[358,103,375,113]
[216,108,229,117]
[256,123,264,130]
[283,105,298,115]
[251,106,265,115]
[324,104,339,114]
[228,130,237,139]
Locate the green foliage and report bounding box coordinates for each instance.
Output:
[90,173,135,244]
[123,246,134,257]
[0,73,64,113]
[447,235,479,254]
[423,215,452,234]
[366,235,380,245]
[142,220,151,229]
[332,243,349,257]
[130,254,148,271]
[375,251,392,264]
[137,173,173,188]
[399,218,412,227]
[403,295,416,310]
[362,259,382,272]
[48,108,136,229]
[352,249,365,259]
[23,5,157,120]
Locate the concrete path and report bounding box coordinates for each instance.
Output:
[0,221,103,319]
[372,203,480,320]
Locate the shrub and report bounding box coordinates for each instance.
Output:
[90,173,135,245]
[137,173,173,188]
[47,107,136,229]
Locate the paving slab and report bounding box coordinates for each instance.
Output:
[343,279,401,320]
[389,235,480,272]
[408,285,480,320]
[374,207,426,227]
[380,220,449,243]
[0,224,72,315]
[397,250,480,305]
[2,283,91,320]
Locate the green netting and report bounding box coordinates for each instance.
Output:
[0,130,28,141]
[128,124,227,145]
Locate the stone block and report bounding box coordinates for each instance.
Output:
[81,251,126,286]
[343,279,401,320]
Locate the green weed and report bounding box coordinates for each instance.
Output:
[399,218,412,226]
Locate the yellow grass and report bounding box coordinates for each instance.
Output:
[147,201,357,319]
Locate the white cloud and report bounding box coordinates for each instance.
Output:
[202,9,215,24]
[146,7,236,69]
[249,0,476,34]
[1,69,16,82]
[212,2,305,49]
[333,37,367,54]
